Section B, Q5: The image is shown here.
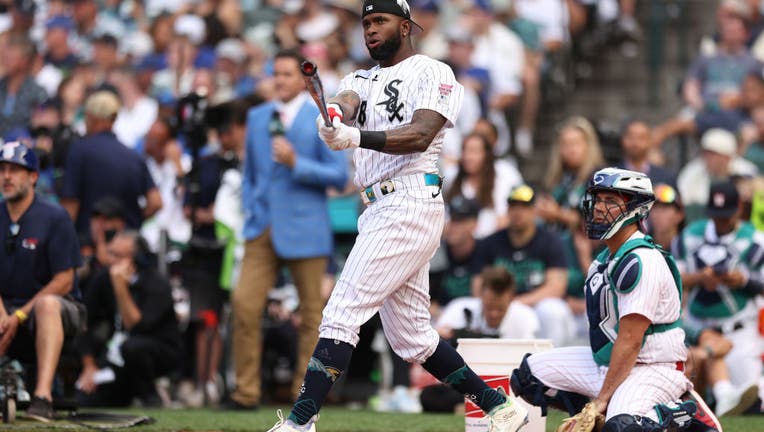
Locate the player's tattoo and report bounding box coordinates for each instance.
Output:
[380,109,446,155]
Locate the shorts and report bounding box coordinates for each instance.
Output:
[5,295,86,363]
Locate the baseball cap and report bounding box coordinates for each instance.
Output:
[91,196,126,219]
[701,128,737,157]
[507,184,536,205]
[448,196,481,221]
[174,14,206,45]
[707,181,740,218]
[84,90,121,119]
[362,0,424,34]
[215,38,247,64]
[92,33,119,47]
[653,183,682,208]
[0,141,38,172]
[45,14,74,32]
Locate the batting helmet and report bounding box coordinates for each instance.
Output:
[582,167,654,240]
[0,141,39,172]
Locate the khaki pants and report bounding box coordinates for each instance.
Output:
[230,229,326,405]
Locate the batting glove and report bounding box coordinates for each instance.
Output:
[319,116,360,151]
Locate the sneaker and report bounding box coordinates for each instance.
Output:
[25,396,54,423]
[716,384,759,417]
[682,389,721,432]
[486,388,529,432]
[266,409,318,432]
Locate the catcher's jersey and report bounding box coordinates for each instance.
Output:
[585,232,687,365]
[337,54,464,187]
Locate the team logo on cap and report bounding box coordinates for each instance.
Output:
[366,4,373,11]
[2,142,22,160]
[396,0,411,15]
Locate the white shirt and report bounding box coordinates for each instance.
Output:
[114,96,158,150]
[436,297,540,339]
[337,54,464,187]
[677,156,758,207]
[274,91,311,129]
[471,23,524,96]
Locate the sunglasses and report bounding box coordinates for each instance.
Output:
[5,223,19,255]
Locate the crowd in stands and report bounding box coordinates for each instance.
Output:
[1,0,764,423]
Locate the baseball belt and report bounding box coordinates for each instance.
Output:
[360,173,442,205]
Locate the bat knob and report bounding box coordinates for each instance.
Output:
[301,61,317,76]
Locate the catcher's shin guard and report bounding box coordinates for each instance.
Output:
[510,353,588,416]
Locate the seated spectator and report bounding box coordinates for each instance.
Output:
[471,184,575,347]
[677,128,757,221]
[0,34,48,137]
[110,68,159,151]
[683,327,759,416]
[431,196,482,310]
[616,119,677,187]
[436,265,539,343]
[741,104,764,172]
[648,183,685,251]
[43,15,79,75]
[652,10,758,145]
[76,231,181,407]
[675,181,763,414]
[0,141,84,422]
[444,133,521,238]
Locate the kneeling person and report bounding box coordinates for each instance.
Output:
[509,168,721,432]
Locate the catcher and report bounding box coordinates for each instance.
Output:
[509,168,722,432]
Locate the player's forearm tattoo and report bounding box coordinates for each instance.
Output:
[328,91,361,123]
[379,109,446,155]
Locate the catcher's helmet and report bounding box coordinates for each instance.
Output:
[582,167,654,240]
[0,141,38,172]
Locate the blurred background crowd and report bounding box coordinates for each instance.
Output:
[2,0,764,422]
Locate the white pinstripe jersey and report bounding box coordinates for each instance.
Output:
[337,54,464,188]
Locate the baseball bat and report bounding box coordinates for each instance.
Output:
[300,60,334,128]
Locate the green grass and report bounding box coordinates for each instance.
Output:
[4,406,762,431]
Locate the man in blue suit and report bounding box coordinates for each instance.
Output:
[226,49,348,410]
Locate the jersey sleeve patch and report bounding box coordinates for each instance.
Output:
[611,252,642,294]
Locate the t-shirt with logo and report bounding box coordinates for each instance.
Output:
[470,226,567,294]
[0,197,81,305]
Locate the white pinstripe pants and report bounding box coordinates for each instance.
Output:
[319,176,444,364]
[527,346,692,421]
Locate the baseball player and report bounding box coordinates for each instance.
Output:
[266,1,528,431]
[509,168,722,432]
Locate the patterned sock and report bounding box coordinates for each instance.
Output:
[288,338,353,425]
[421,339,506,413]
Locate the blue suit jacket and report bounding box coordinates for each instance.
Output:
[242,99,348,259]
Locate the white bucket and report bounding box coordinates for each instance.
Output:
[457,338,554,432]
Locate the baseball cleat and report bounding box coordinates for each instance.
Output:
[266,409,317,432]
[487,387,529,432]
[682,389,722,432]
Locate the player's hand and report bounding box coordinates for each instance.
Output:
[0,315,19,356]
[320,117,360,151]
[272,136,296,168]
[719,269,747,288]
[326,103,343,123]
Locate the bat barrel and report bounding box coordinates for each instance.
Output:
[301,61,317,77]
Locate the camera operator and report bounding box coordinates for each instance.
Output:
[675,181,764,410]
[0,141,84,422]
[179,98,252,407]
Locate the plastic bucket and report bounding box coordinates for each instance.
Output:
[457,338,554,432]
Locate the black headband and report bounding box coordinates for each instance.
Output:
[362,0,423,33]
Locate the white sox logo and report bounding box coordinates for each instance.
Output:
[377,79,404,122]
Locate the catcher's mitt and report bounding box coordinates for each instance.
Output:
[556,402,605,432]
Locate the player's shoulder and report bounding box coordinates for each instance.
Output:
[31,198,71,224]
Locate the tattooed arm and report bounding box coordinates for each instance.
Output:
[327,91,446,155]
[374,109,446,155]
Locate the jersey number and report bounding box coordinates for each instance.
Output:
[358,101,367,126]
